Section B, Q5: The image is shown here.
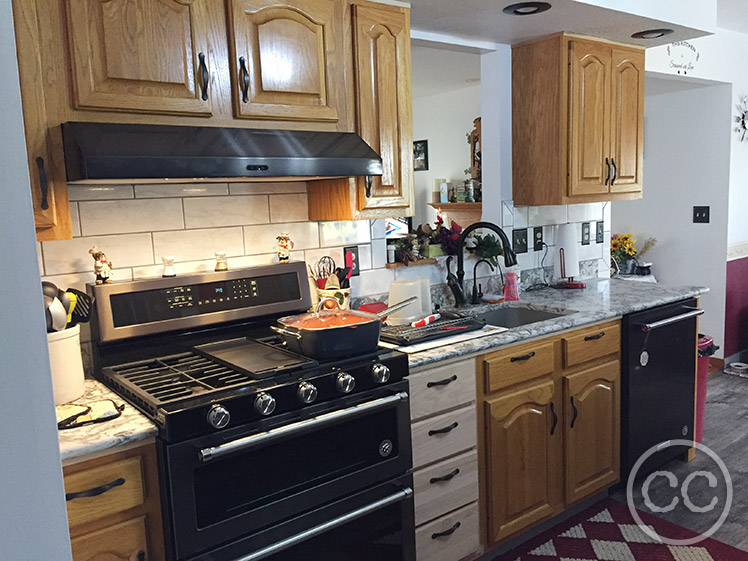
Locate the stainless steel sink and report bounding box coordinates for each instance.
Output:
[465,303,571,329]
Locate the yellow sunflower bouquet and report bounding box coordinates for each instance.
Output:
[611,233,637,262]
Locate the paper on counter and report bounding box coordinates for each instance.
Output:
[378,325,507,354]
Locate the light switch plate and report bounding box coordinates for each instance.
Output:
[533,227,544,251]
[512,228,528,254]
[581,222,591,245]
[693,206,710,224]
[596,221,604,244]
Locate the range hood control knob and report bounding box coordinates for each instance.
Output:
[254,392,276,416]
[298,382,318,404]
[371,363,390,384]
[207,404,230,429]
[336,372,356,394]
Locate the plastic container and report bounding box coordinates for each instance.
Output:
[47,324,85,405]
[695,334,718,443]
[387,279,431,325]
[503,267,520,301]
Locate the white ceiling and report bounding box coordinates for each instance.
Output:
[407,0,712,48]
[716,0,748,34]
[411,46,481,98]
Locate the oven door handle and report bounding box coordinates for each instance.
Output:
[234,486,413,561]
[199,391,409,462]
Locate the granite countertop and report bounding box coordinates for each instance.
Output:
[408,278,709,369]
[58,379,158,463]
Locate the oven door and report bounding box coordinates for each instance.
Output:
[162,380,412,560]
[192,474,416,561]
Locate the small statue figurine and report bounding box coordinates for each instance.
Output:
[89,246,113,284]
[275,232,294,263]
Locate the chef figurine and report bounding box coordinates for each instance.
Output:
[275,232,294,263]
[89,246,113,284]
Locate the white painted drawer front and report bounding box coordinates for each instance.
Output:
[416,502,480,561]
[414,449,478,526]
[411,405,477,470]
[409,359,477,422]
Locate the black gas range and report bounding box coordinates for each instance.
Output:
[89,262,415,561]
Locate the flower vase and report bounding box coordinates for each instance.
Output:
[613,257,636,275]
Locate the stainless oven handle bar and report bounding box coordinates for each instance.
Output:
[641,307,704,332]
[236,487,413,561]
[199,391,409,462]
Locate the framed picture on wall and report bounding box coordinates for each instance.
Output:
[413,140,429,171]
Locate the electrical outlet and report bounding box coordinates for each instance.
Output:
[693,206,710,223]
[512,228,528,254]
[596,221,604,244]
[343,246,360,276]
[581,222,591,245]
[533,227,544,251]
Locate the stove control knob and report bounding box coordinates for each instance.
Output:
[207,404,230,429]
[371,363,391,384]
[336,372,356,394]
[254,392,276,416]
[297,382,318,404]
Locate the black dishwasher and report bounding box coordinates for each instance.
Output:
[621,298,703,481]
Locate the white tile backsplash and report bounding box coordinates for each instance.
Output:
[135,183,229,198]
[42,233,154,275]
[244,222,319,255]
[228,252,305,269]
[304,247,345,271]
[357,244,372,271]
[70,203,81,237]
[153,227,245,261]
[351,268,395,296]
[371,238,387,270]
[79,199,184,235]
[567,203,603,223]
[269,193,309,223]
[183,195,270,228]
[512,206,529,229]
[42,268,133,293]
[230,182,307,195]
[132,259,215,279]
[319,221,371,247]
[528,205,567,227]
[501,201,514,229]
[68,184,134,201]
[370,219,386,240]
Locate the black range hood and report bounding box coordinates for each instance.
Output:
[61,122,383,183]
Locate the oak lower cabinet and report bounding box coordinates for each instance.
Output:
[63,444,164,561]
[512,32,644,206]
[409,357,482,561]
[479,320,621,549]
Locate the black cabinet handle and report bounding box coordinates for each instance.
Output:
[510,351,535,363]
[137,551,145,561]
[430,468,460,484]
[65,477,125,501]
[198,52,209,101]
[570,396,578,429]
[584,331,605,341]
[365,175,373,198]
[238,56,250,103]
[605,157,611,186]
[35,157,49,210]
[550,402,558,436]
[611,158,617,186]
[432,521,461,539]
[427,374,457,388]
[428,421,458,436]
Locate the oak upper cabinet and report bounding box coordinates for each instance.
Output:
[66,0,214,116]
[352,2,413,213]
[563,360,620,505]
[484,380,560,544]
[227,0,346,123]
[512,33,644,205]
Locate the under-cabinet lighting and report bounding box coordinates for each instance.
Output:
[502,2,551,15]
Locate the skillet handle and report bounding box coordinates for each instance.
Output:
[270,325,302,340]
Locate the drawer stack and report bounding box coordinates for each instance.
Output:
[409,357,481,561]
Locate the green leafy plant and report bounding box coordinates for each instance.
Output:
[469,233,503,267]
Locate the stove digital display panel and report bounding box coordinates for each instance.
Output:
[110,273,300,328]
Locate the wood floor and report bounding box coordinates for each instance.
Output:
[611,372,748,551]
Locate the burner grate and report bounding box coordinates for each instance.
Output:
[107,351,253,405]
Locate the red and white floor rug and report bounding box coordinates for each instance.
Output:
[493,498,748,561]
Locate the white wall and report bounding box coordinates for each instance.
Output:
[0,0,73,557]
[613,82,732,354]
[412,85,481,228]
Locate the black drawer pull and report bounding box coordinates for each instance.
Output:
[35,157,49,210]
[65,477,125,501]
[430,468,460,484]
[550,402,558,436]
[239,56,250,103]
[432,521,461,539]
[584,331,605,341]
[570,396,579,429]
[427,374,457,388]
[198,52,209,101]
[510,351,535,362]
[137,551,145,561]
[428,421,458,436]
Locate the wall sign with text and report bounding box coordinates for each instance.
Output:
[667,41,700,75]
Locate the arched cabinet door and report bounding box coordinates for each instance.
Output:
[66,0,214,116]
[228,0,344,123]
[610,49,644,193]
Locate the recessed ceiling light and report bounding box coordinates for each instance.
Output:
[631,28,674,39]
[502,2,552,16]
